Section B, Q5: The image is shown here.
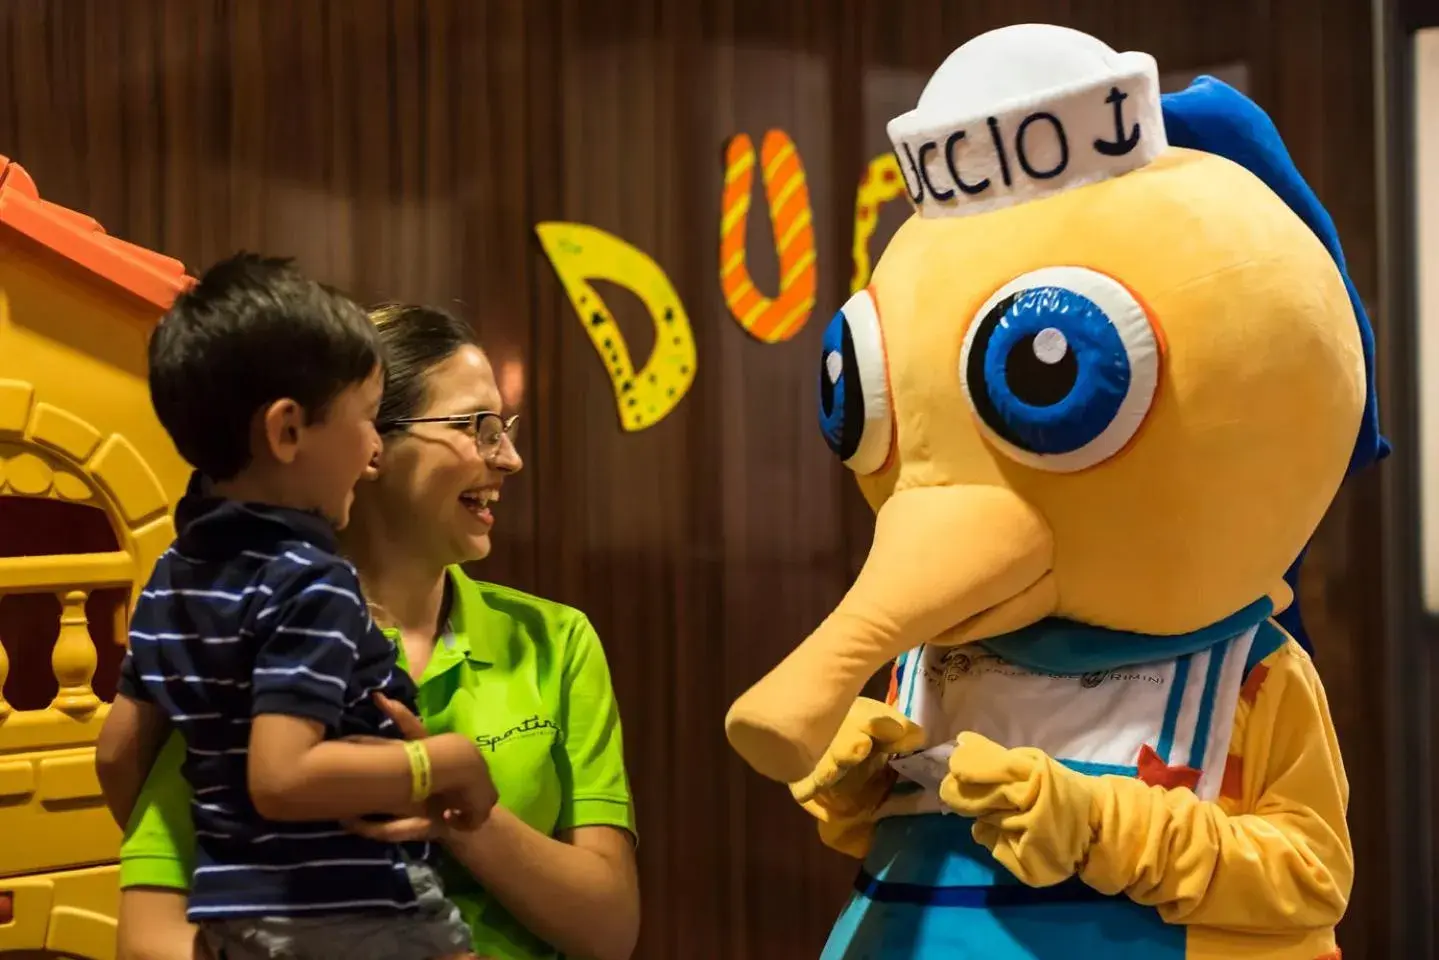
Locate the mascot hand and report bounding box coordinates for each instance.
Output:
[789,697,925,859]
[939,731,1095,887]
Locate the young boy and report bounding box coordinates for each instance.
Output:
[95,253,494,960]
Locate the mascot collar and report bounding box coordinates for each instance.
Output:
[979,596,1275,674]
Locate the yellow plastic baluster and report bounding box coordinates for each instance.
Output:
[50,589,98,716]
[0,614,10,723]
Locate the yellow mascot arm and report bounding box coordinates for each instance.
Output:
[790,697,926,860]
[1082,641,1352,926]
[943,639,1351,931]
[1081,639,1352,928]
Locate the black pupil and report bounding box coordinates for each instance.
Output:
[1005,332,1078,408]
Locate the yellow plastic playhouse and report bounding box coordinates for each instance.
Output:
[0,156,191,958]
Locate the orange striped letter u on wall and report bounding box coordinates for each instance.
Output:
[719,130,819,344]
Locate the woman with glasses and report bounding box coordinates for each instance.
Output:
[114,304,640,960]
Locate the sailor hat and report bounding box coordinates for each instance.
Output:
[888,23,1167,219]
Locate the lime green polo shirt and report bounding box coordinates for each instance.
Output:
[118,569,637,960]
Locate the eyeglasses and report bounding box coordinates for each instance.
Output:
[382,412,520,462]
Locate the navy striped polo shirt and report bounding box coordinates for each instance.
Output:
[118,472,431,921]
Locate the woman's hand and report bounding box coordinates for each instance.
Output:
[341,694,498,842]
[344,797,457,842]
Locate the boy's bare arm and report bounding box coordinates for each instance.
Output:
[248,713,491,821]
[246,560,494,821]
[96,693,171,829]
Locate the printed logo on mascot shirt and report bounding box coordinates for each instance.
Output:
[921,648,1166,691]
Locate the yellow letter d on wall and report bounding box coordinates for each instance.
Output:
[535,222,698,432]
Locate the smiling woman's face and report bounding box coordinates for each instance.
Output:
[366,343,523,566]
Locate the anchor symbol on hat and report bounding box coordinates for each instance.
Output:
[1095,86,1142,156]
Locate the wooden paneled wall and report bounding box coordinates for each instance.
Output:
[0,1,1404,957]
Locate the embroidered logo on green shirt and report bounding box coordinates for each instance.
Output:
[474,714,563,752]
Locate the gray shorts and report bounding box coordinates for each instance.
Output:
[199,859,473,960]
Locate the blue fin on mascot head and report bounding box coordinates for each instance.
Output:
[1161,76,1389,652]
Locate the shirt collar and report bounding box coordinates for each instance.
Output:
[382,567,496,680]
[979,595,1275,674]
[174,470,338,557]
[439,566,494,665]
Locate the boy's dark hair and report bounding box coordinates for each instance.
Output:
[149,253,382,481]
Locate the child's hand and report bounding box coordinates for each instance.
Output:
[341,692,498,839]
[373,692,428,738]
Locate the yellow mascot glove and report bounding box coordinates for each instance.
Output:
[938,731,1096,888]
[789,697,926,859]
[940,644,1352,932]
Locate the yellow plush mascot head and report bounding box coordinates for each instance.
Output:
[727,23,1386,784]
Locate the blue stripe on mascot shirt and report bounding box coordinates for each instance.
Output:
[1159,76,1388,653]
[824,814,1185,959]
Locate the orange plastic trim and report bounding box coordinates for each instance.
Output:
[0,155,193,311]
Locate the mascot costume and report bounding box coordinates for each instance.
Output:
[724,23,1386,960]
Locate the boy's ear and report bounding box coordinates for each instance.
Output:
[257,398,306,465]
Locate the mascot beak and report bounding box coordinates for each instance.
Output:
[725,483,1056,783]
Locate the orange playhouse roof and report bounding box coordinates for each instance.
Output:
[0,155,193,311]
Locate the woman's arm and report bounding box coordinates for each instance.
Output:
[116,888,211,960]
[441,811,639,960]
[359,638,643,960]
[96,678,170,828]
[114,735,209,960]
[463,615,640,959]
[348,807,639,960]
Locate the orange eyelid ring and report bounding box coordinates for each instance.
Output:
[870,287,899,477]
[1097,271,1167,464]
[857,285,898,478]
[873,442,897,477]
[1108,275,1165,463]
[835,285,898,477]
[1106,269,1167,360]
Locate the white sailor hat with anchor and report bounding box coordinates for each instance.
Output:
[888,23,1167,220]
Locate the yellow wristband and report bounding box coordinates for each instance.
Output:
[404,740,433,803]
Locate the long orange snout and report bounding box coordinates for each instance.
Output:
[725,484,1057,783]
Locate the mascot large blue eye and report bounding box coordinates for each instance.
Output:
[818,288,893,474]
[959,266,1160,473]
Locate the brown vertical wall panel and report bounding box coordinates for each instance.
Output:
[0,1,1412,957]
